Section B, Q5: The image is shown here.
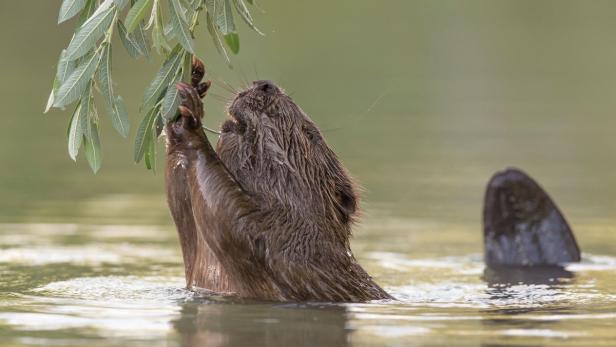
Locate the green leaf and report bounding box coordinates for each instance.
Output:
[68,88,92,160]
[84,0,115,22]
[67,101,84,160]
[125,0,153,33]
[58,0,87,24]
[144,119,158,171]
[114,96,130,135]
[205,0,236,35]
[53,51,101,108]
[117,20,144,57]
[141,45,184,110]
[114,0,129,9]
[216,0,235,35]
[232,0,263,35]
[224,32,239,54]
[97,44,115,99]
[155,111,165,136]
[133,22,151,58]
[84,119,103,173]
[56,49,76,84]
[65,6,115,60]
[151,2,171,54]
[46,50,76,113]
[78,0,97,26]
[134,107,158,162]
[206,13,230,64]
[152,25,171,54]
[161,80,181,122]
[169,0,195,53]
[187,0,204,11]
[97,44,130,137]
[45,81,58,113]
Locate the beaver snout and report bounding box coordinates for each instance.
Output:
[253,80,279,95]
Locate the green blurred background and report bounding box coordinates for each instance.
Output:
[3,1,616,230]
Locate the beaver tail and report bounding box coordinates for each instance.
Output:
[482,167,581,266]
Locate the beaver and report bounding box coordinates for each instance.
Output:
[165,59,391,302]
[483,168,581,266]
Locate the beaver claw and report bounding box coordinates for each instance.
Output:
[176,82,203,130]
[191,56,211,98]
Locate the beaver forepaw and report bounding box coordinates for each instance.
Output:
[176,82,204,131]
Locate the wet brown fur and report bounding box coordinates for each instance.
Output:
[165,60,391,302]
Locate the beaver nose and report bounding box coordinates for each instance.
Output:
[253,80,279,94]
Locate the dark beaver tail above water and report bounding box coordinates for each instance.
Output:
[165,60,391,302]
[483,168,581,266]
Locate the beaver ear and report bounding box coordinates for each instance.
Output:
[335,183,358,224]
[303,125,322,144]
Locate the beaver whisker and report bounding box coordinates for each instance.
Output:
[202,125,222,135]
[211,79,238,96]
[208,93,230,101]
[236,66,250,89]
[216,78,240,95]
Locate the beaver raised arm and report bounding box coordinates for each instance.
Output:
[165,65,391,302]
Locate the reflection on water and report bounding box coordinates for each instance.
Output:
[173,302,350,347]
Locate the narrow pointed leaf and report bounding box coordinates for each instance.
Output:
[204,0,218,21]
[97,44,130,137]
[65,6,115,60]
[155,111,165,136]
[46,50,76,113]
[125,0,153,33]
[161,81,181,122]
[134,107,157,162]
[142,46,184,110]
[224,32,239,54]
[164,23,176,39]
[83,0,115,26]
[113,96,130,136]
[59,0,87,24]
[67,102,84,160]
[206,13,230,64]
[84,119,103,173]
[232,0,263,35]
[45,84,58,113]
[114,0,129,9]
[169,0,195,53]
[151,3,171,54]
[56,49,76,84]
[133,23,151,58]
[144,118,158,171]
[187,0,203,11]
[152,24,170,54]
[54,51,100,107]
[213,0,235,35]
[78,0,97,26]
[97,44,116,102]
[117,20,144,57]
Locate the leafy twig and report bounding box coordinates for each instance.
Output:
[47,0,262,173]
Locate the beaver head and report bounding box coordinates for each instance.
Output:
[217,80,358,233]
